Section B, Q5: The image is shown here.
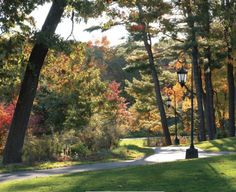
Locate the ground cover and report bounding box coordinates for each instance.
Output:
[0,154,236,192]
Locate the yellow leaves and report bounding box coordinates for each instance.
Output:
[127,108,162,133]
[173,84,184,102]
[163,83,184,104]
[182,98,191,112]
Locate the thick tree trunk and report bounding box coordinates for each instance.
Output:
[204,48,216,140]
[202,0,216,140]
[3,0,67,164]
[227,60,235,136]
[223,0,236,138]
[192,47,206,141]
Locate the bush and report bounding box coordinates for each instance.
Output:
[23,130,79,163]
[23,135,61,162]
[71,143,91,160]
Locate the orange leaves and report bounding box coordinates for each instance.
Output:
[175,60,183,70]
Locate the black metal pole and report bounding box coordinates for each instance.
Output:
[174,90,179,145]
[190,59,194,148]
[186,61,198,158]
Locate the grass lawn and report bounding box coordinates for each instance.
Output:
[196,137,236,152]
[1,154,236,192]
[0,138,153,174]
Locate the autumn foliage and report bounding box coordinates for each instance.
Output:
[0,102,15,154]
[106,81,131,126]
[130,24,145,32]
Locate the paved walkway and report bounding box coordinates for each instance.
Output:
[0,146,235,183]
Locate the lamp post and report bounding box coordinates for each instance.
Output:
[177,66,198,159]
[167,92,180,145]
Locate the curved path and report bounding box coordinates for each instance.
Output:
[0,146,235,183]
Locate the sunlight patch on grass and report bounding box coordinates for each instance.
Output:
[0,155,236,192]
[196,137,236,152]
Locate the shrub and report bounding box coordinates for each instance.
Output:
[23,135,61,162]
[23,130,79,163]
[71,143,91,160]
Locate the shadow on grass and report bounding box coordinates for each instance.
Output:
[66,155,236,192]
[2,155,236,192]
[197,137,236,152]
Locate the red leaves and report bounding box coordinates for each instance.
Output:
[130,24,145,32]
[0,101,15,154]
[106,81,129,117]
[106,81,122,101]
[0,102,15,130]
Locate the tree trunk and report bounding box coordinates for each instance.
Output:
[201,0,216,140]
[227,59,235,136]
[192,47,206,141]
[137,4,171,145]
[147,49,172,145]
[204,48,216,140]
[224,0,235,137]
[185,0,206,141]
[3,0,67,164]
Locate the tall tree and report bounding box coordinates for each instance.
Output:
[136,3,171,145]
[198,0,216,139]
[3,0,67,164]
[222,0,235,137]
[2,0,108,164]
[181,0,206,141]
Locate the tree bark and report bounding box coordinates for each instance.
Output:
[201,0,216,140]
[185,0,206,141]
[224,0,235,137]
[3,0,67,164]
[204,48,216,140]
[192,47,206,141]
[227,56,235,136]
[146,45,172,145]
[137,4,171,145]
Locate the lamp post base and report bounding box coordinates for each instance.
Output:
[174,137,180,145]
[185,147,198,159]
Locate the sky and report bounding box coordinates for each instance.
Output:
[31,3,129,46]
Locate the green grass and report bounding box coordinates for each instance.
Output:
[1,155,236,192]
[119,138,147,147]
[196,137,236,152]
[0,138,153,174]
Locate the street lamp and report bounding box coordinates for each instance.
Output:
[166,91,180,145]
[177,66,198,159]
[177,67,187,87]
